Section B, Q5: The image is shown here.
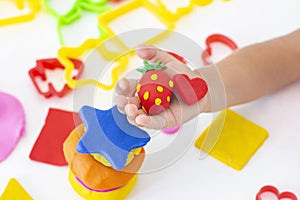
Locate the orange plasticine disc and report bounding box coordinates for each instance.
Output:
[63,124,145,190]
[68,170,138,200]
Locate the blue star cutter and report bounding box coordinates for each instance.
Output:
[76,105,150,170]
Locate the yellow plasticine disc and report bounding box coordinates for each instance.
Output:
[68,170,138,200]
[92,148,142,167]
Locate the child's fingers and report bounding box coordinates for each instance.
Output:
[115,96,140,114]
[136,45,174,66]
[115,78,138,97]
[124,104,168,129]
[135,44,191,75]
[123,103,178,129]
[114,95,127,113]
[135,114,166,130]
[135,110,178,130]
[124,104,140,124]
[134,114,155,129]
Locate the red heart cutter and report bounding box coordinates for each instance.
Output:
[256,185,298,200]
[173,74,208,105]
[28,58,83,98]
[201,34,238,65]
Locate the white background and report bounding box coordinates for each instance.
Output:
[1,0,300,199]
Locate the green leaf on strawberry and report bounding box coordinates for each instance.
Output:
[137,61,166,74]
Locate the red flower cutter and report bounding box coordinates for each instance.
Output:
[256,185,298,200]
[29,58,83,98]
[201,33,238,65]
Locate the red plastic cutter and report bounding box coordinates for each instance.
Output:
[201,33,238,65]
[256,185,298,200]
[29,58,83,98]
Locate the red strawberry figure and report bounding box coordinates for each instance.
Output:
[136,61,174,115]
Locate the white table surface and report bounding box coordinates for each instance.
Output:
[1,0,300,199]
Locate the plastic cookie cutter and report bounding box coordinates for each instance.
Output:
[13,0,24,8]
[0,0,41,26]
[192,0,214,6]
[152,0,216,22]
[201,33,238,65]
[110,0,124,2]
[44,0,111,45]
[57,37,129,90]
[98,0,175,52]
[57,4,110,46]
[153,0,194,22]
[167,51,187,64]
[44,0,109,21]
[28,58,84,98]
[256,185,298,200]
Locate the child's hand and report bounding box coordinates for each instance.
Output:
[114,45,209,130]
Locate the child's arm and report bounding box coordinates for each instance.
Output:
[115,29,300,129]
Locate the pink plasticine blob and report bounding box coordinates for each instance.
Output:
[0,91,25,162]
[161,126,181,134]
